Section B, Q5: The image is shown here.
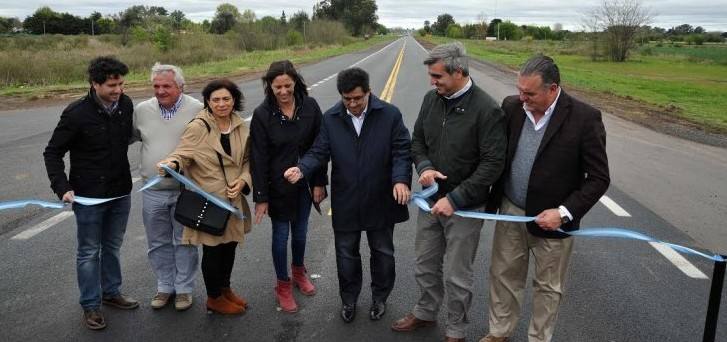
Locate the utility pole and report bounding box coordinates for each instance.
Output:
[43,20,46,35]
[91,20,95,36]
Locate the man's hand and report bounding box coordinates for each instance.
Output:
[254,202,268,224]
[392,183,410,205]
[226,178,245,199]
[284,167,303,184]
[62,190,75,204]
[418,169,447,187]
[431,196,454,217]
[535,209,561,231]
[313,186,327,204]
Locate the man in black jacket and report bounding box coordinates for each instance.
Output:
[284,68,412,323]
[480,55,609,342]
[43,56,138,330]
[392,42,506,342]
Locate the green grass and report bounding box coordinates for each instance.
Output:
[424,36,727,132]
[638,44,727,64]
[0,34,396,98]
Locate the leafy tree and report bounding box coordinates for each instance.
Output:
[487,18,502,37]
[170,10,186,31]
[313,0,379,36]
[497,21,523,40]
[0,16,21,33]
[431,14,455,36]
[280,11,287,25]
[423,20,431,35]
[446,24,463,38]
[290,11,310,33]
[210,3,240,34]
[241,9,256,23]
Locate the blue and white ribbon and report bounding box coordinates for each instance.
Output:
[411,184,724,262]
[158,164,245,219]
[1,170,244,221]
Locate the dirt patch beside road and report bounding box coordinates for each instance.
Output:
[417,38,727,148]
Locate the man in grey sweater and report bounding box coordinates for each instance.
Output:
[132,63,203,311]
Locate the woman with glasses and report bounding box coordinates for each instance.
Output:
[250,60,327,313]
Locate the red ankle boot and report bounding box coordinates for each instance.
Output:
[275,279,298,313]
[292,265,316,296]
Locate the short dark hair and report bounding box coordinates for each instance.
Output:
[520,54,560,87]
[87,56,129,85]
[202,79,244,113]
[262,60,308,106]
[336,67,370,94]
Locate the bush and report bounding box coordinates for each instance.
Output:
[686,34,705,45]
[286,30,304,46]
[446,24,463,39]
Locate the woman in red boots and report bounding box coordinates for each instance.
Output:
[250,60,327,313]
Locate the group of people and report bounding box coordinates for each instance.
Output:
[43,41,609,342]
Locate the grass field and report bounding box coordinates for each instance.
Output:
[0,34,396,98]
[424,36,727,133]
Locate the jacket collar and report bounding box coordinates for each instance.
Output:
[196,109,245,163]
[509,90,574,160]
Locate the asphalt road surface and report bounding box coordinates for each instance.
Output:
[1,36,725,341]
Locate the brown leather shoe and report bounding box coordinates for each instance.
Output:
[102,294,139,310]
[445,337,465,342]
[479,335,509,342]
[83,309,106,330]
[391,313,436,332]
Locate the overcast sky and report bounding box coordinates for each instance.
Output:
[1,0,725,31]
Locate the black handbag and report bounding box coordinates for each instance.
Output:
[174,119,234,236]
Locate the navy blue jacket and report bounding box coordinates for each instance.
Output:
[298,95,412,232]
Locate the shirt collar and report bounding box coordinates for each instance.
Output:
[346,103,368,120]
[92,90,118,115]
[444,78,472,100]
[523,87,561,131]
[159,95,184,119]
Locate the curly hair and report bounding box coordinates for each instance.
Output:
[87,56,129,85]
[202,79,244,113]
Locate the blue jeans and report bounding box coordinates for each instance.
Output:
[73,196,131,310]
[142,189,198,294]
[271,187,312,280]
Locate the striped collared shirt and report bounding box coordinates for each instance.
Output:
[159,96,183,120]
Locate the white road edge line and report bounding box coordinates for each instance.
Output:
[413,37,428,52]
[307,37,402,93]
[599,195,631,217]
[649,242,709,279]
[11,211,74,240]
[11,177,145,241]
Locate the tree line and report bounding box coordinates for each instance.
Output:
[0,1,387,38]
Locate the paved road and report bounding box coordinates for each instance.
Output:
[0,36,725,341]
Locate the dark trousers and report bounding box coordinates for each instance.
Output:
[334,225,395,305]
[201,241,238,298]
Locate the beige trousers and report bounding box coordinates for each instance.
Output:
[487,197,574,342]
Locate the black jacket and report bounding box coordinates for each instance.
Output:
[298,95,412,232]
[411,82,507,209]
[486,91,610,238]
[250,95,328,220]
[43,89,134,199]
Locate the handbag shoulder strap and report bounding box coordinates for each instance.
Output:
[192,117,229,187]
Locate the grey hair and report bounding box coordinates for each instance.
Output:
[423,42,469,76]
[519,54,560,87]
[151,63,185,88]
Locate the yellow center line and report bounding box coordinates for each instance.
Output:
[380,43,406,103]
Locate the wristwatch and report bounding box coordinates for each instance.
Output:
[558,207,571,225]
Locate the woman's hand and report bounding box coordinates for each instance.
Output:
[226,178,245,199]
[157,160,174,176]
[254,202,269,224]
[313,186,327,204]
